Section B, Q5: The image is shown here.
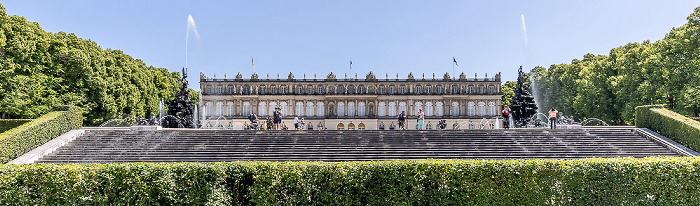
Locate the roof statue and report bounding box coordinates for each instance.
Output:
[443,72,451,81]
[288,72,294,81]
[326,72,336,81]
[235,72,243,80]
[366,71,377,81]
[459,72,467,80]
[251,73,259,80]
[407,72,415,80]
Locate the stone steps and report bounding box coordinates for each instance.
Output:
[36,127,682,163]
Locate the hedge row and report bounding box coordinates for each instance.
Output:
[636,105,700,152]
[0,119,31,134]
[1,157,699,205]
[0,107,82,163]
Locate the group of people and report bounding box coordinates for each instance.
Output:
[501,106,559,129]
[247,107,284,130]
[396,109,426,130]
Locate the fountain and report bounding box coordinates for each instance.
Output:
[509,66,539,128]
[162,68,197,128]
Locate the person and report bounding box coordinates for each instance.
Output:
[266,116,274,130]
[502,106,511,129]
[548,108,558,129]
[299,118,305,130]
[417,109,425,130]
[294,116,299,130]
[398,111,406,130]
[273,107,282,130]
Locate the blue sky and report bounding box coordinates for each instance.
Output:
[3,1,698,90]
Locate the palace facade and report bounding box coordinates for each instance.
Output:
[199,71,503,130]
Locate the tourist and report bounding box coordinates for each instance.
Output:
[398,111,406,130]
[417,109,425,130]
[273,107,282,130]
[549,108,558,129]
[294,115,299,130]
[502,106,511,129]
[300,118,305,130]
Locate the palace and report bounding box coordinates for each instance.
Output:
[199,71,503,130]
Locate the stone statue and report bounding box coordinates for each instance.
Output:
[162,67,197,128]
[509,66,539,128]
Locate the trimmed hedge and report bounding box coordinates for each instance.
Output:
[1,157,700,205]
[0,107,82,163]
[0,119,31,134]
[636,105,700,152]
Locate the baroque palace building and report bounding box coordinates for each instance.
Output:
[199,71,503,130]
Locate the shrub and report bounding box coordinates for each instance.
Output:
[0,119,31,134]
[1,158,700,205]
[0,106,82,163]
[636,105,700,152]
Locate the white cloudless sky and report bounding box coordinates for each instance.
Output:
[2,0,698,89]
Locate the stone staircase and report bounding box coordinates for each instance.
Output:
[36,127,685,163]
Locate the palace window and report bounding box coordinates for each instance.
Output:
[260,87,266,94]
[436,102,443,117]
[426,87,432,94]
[451,102,459,117]
[229,87,233,94]
[271,87,276,94]
[318,87,323,94]
[306,102,314,117]
[296,102,304,117]
[348,102,355,117]
[317,103,324,116]
[378,102,386,117]
[452,87,458,94]
[489,86,494,94]
[218,87,222,94]
[416,86,421,94]
[206,102,213,117]
[338,87,344,94]
[399,102,406,114]
[426,102,433,117]
[436,87,442,94]
[468,87,473,94]
[390,87,395,94]
[338,102,345,116]
[258,102,267,116]
[415,102,423,116]
[388,102,396,117]
[244,87,250,95]
[358,102,366,117]
[380,87,385,94]
[479,87,484,94]
[206,86,212,94]
[400,87,405,94]
[268,102,277,117]
[488,102,496,116]
[348,87,354,94]
[280,102,287,116]
[281,87,286,94]
[308,87,313,94]
[468,102,475,116]
[478,102,485,116]
[243,102,251,116]
[227,102,234,116]
[298,87,303,94]
[359,87,365,94]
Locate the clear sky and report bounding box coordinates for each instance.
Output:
[3,1,698,90]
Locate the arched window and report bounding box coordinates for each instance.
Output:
[359,86,365,94]
[338,102,345,117]
[489,86,494,94]
[348,123,355,130]
[317,102,324,117]
[479,87,484,94]
[415,102,423,116]
[348,102,355,117]
[338,86,344,94]
[358,123,366,130]
[258,102,267,116]
[206,102,213,117]
[451,102,459,117]
[271,87,276,94]
[318,87,323,94]
[206,86,212,94]
[243,102,251,116]
[398,102,407,115]
[426,87,432,94]
[308,87,313,95]
[297,87,303,94]
[389,87,395,94]
[400,87,405,94]
[468,102,475,116]
[280,102,288,117]
[436,87,442,94]
[268,102,277,117]
[227,102,234,116]
[468,87,473,94]
[478,102,485,117]
[358,102,366,117]
[337,123,345,130]
[452,86,458,94]
[218,86,222,94]
[244,86,250,95]
[426,102,433,117]
[380,87,385,94]
[229,87,233,94]
[436,102,443,117]
[388,102,396,117]
[306,102,314,117]
[296,102,304,117]
[259,87,266,95]
[281,87,286,94]
[348,86,354,94]
[378,102,386,117]
[488,102,496,117]
[416,86,422,94]
[216,102,223,116]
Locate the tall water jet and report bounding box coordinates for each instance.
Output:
[186,14,200,69]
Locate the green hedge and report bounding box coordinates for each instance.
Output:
[0,107,82,163]
[636,105,700,152]
[1,157,699,205]
[0,119,31,134]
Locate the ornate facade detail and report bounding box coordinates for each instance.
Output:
[459,72,466,80]
[326,72,336,81]
[366,71,377,81]
[236,72,243,80]
[408,72,415,81]
[443,73,451,81]
[288,72,294,81]
[251,73,259,80]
